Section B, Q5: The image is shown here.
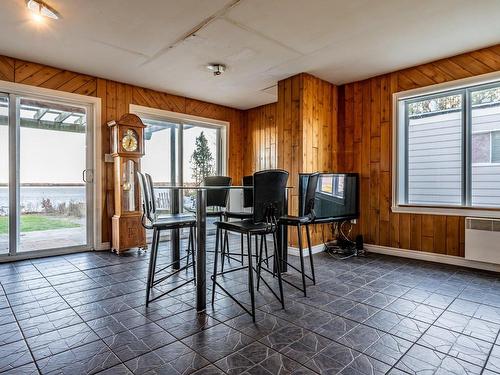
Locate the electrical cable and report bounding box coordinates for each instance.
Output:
[323,219,365,259]
[340,221,355,244]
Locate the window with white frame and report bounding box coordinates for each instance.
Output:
[396,80,500,209]
[130,105,227,214]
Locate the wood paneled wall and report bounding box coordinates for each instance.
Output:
[276,73,338,210]
[242,45,500,256]
[339,44,500,257]
[243,103,277,176]
[276,73,302,200]
[242,73,338,246]
[0,55,244,245]
[276,73,338,246]
[301,74,339,173]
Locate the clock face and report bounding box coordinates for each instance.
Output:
[122,129,138,152]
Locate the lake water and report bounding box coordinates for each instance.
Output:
[0,186,85,215]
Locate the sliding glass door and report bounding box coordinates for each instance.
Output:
[0,95,9,255]
[1,93,93,257]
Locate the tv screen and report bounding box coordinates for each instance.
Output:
[298,173,359,222]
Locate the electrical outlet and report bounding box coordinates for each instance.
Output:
[351,219,357,224]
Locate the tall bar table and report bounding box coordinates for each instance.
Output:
[165,185,289,312]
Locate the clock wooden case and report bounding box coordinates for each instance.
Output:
[108,113,147,254]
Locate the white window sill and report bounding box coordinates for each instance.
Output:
[392,205,500,218]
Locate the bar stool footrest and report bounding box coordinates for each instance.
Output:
[210,278,255,320]
[152,262,194,287]
[148,278,195,304]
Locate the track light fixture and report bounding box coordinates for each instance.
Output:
[26,0,60,21]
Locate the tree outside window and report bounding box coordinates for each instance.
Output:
[190,131,215,185]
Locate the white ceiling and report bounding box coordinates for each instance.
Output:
[1,0,500,109]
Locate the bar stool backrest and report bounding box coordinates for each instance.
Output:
[252,169,288,224]
[203,176,232,209]
[145,173,157,215]
[304,173,320,220]
[242,175,253,208]
[137,171,154,223]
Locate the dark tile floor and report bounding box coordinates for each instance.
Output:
[2,236,500,374]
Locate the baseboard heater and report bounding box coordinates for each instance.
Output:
[465,217,500,264]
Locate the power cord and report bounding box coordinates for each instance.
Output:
[323,220,365,259]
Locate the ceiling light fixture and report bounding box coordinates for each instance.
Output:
[206,64,226,76]
[26,0,60,21]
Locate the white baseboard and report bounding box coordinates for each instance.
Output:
[95,239,500,272]
[288,244,325,257]
[365,244,500,273]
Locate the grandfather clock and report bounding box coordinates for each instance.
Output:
[108,113,146,254]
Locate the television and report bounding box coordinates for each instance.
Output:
[298,173,359,223]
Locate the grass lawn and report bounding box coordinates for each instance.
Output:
[0,214,80,234]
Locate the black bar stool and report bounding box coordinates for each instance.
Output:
[202,175,231,253]
[203,175,232,220]
[211,170,288,321]
[277,172,320,296]
[138,172,196,306]
[145,173,188,219]
[203,176,232,266]
[223,175,253,265]
[146,173,196,267]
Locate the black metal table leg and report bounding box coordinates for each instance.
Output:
[279,189,289,272]
[196,189,207,312]
[171,188,180,270]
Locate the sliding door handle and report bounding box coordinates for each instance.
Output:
[82,169,93,183]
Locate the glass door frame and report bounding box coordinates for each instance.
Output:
[139,113,181,189]
[0,82,100,260]
[8,93,19,257]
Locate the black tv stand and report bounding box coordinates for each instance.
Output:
[298,172,361,258]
